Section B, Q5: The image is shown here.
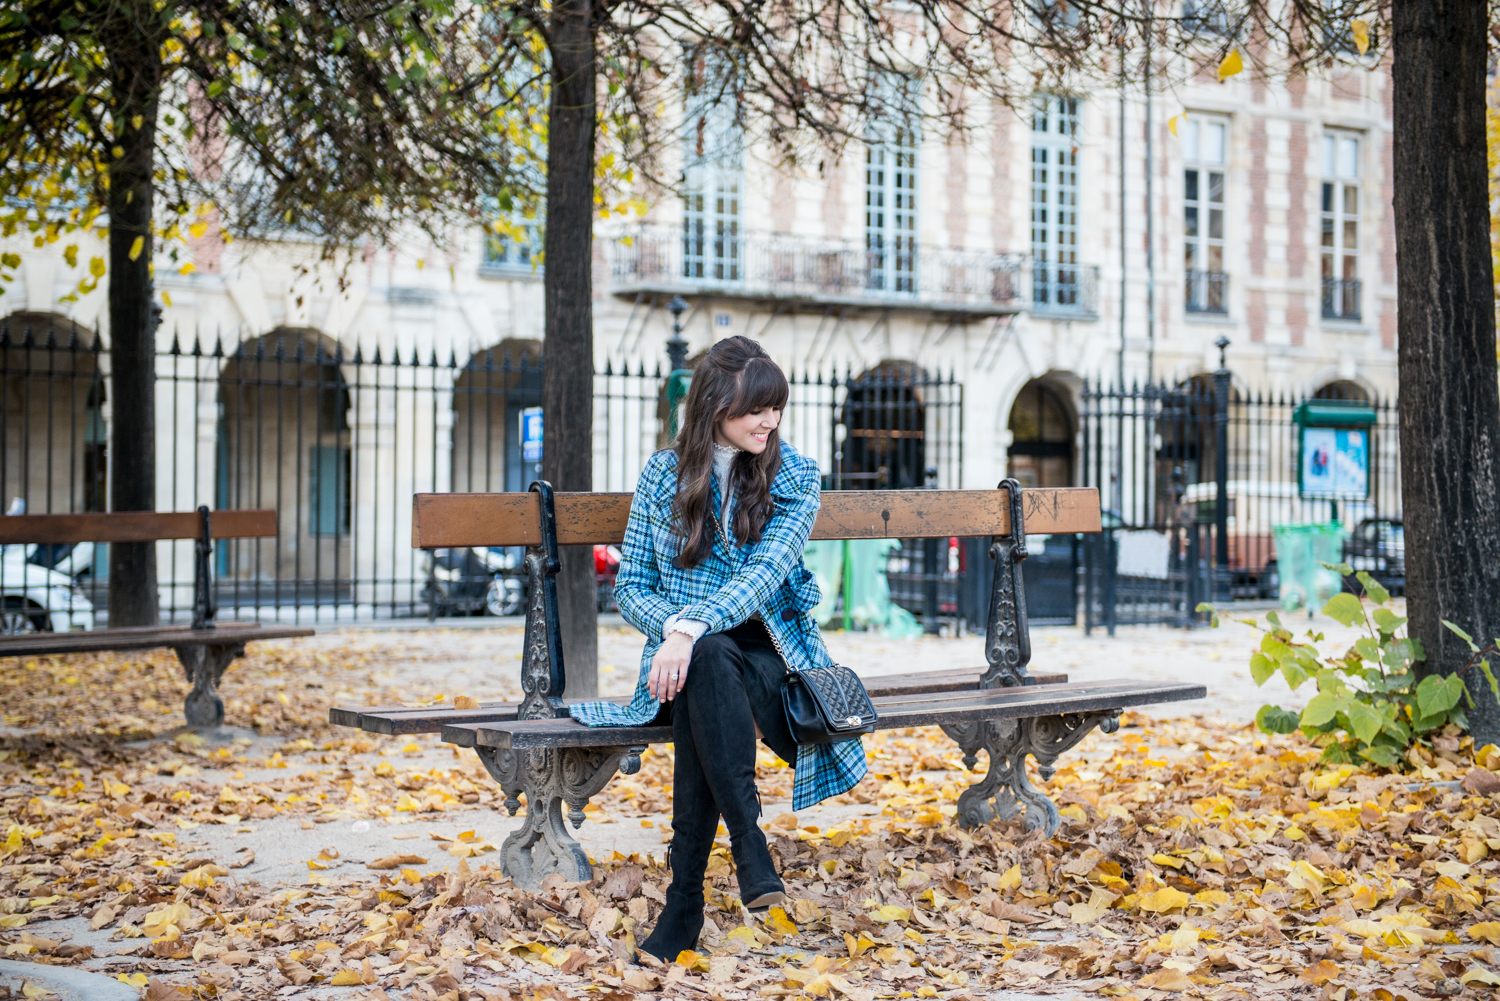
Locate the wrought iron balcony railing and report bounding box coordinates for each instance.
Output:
[1029,262,1101,318]
[1185,270,1228,314]
[606,224,1027,316]
[1322,277,1362,321]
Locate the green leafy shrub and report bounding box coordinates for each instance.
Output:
[1199,564,1499,769]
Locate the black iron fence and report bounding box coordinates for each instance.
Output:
[1079,367,1401,631]
[0,314,963,627]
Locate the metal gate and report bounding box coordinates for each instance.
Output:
[1079,346,1402,632]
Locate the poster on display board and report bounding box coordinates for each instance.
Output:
[1299,426,1369,499]
[520,407,543,463]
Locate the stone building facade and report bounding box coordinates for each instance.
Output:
[0,55,1396,617]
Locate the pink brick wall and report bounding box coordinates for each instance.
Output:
[822,155,846,240]
[1248,287,1267,343]
[1287,121,1308,280]
[946,136,968,249]
[771,169,795,235]
[991,104,1015,253]
[1287,297,1306,347]
[1287,74,1306,110]
[1381,133,1395,285]
[1249,118,1267,279]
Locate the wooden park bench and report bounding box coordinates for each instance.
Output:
[331,481,1204,889]
[0,507,313,729]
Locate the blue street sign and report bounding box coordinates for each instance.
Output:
[520,407,543,463]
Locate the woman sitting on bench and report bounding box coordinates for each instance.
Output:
[570,335,867,961]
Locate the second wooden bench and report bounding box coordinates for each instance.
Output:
[0,507,313,729]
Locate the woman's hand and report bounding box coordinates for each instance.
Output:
[649,632,695,701]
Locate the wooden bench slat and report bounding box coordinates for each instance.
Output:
[0,509,279,545]
[456,680,1205,750]
[412,487,1101,549]
[333,669,1069,735]
[0,624,314,657]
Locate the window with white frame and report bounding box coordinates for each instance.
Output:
[1182,0,1234,35]
[1320,130,1361,320]
[865,74,919,294]
[1183,115,1227,314]
[1030,94,1080,309]
[682,48,742,283]
[483,215,543,271]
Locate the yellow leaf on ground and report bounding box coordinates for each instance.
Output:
[1217,49,1243,81]
[1462,966,1500,986]
[766,907,799,935]
[1169,924,1200,954]
[994,864,1022,892]
[868,904,909,923]
[1069,902,1106,924]
[1137,967,1193,991]
[366,854,427,870]
[1138,886,1191,913]
[329,968,366,986]
[1285,860,1328,894]
[1469,922,1500,945]
[1299,959,1341,985]
[726,925,761,946]
[453,695,479,710]
[179,868,214,889]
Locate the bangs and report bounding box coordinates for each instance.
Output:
[725,356,789,417]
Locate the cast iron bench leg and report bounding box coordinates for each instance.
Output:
[172,642,244,729]
[474,747,526,816]
[942,712,1120,836]
[937,481,1124,836]
[494,745,643,890]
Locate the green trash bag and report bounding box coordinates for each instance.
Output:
[800,539,923,637]
[1271,522,1345,612]
[844,539,924,638]
[801,540,844,627]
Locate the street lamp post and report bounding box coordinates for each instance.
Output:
[665,296,691,440]
[1212,336,1232,603]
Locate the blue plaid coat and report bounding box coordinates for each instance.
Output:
[569,443,867,809]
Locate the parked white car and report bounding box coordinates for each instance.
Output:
[0,543,94,633]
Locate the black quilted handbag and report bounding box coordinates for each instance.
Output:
[781,662,878,745]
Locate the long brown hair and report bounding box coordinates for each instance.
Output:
[672,336,790,569]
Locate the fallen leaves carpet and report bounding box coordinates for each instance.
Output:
[1,642,1500,1000]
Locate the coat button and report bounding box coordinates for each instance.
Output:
[781,609,798,622]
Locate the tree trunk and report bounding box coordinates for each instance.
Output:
[1392,0,1500,743]
[543,0,598,699]
[104,16,163,627]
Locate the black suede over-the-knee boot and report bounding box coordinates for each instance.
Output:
[678,633,786,912]
[637,698,717,962]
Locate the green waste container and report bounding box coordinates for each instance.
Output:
[801,539,923,637]
[1271,522,1345,612]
